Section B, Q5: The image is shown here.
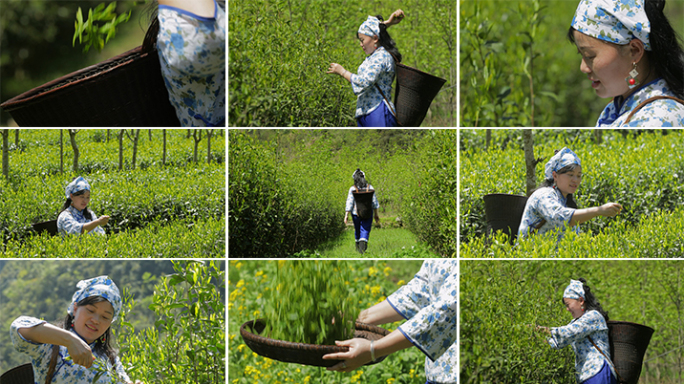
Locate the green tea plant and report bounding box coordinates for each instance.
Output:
[118,260,225,384]
[258,261,358,345]
[73,2,136,53]
[229,260,427,384]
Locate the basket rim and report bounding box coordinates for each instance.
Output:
[0,45,148,111]
[396,63,447,83]
[240,319,389,350]
[607,320,655,332]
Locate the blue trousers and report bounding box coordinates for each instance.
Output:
[582,361,617,384]
[352,214,373,242]
[356,102,398,127]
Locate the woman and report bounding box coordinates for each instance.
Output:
[534,279,617,384]
[57,176,109,237]
[323,260,457,384]
[10,276,142,384]
[568,0,684,126]
[344,169,380,254]
[154,0,225,127]
[327,10,405,127]
[518,147,622,241]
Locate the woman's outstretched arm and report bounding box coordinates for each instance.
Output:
[18,323,94,368]
[358,300,404,325]
[569,203,622,226]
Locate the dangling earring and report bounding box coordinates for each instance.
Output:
[625,62,639,89]
[99,334,106,343]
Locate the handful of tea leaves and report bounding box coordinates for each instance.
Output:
[260,261,359,345]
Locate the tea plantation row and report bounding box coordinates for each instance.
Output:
[1,129,225,257]
[460,129,684,257]
[461,260,684,384]
[229,130,456,257]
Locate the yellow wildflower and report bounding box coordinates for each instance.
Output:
[236,279,245,288]
[235,262,243,269]
[368,266,378,276]
[383,266,392,276]
[370,286,382,296]
[387,379,396,384]
[397,279,406,287]
[256,270,264,277]
[409,368,416,378]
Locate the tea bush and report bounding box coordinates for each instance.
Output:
[461,260,684,384]
[0,129,225,257]
[118,260,225,384]
[460,129,684,257]
[229,260,428,384]
[229,0,455,127]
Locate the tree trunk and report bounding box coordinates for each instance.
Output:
[162,129,167,166]
[106,129,111,142]
[60,130,64,174]
[68,129,80,172]
[522,129,536,196]
[206,129,214,164]
[193,129,203,164]
[187,129,192,139]
[593,130,602,144]
[14,129,19,147]
[1,130,9,179]
[148,129,152,141]
[131,129,140,170]
[118,130,125,171]
[485,129,492,151]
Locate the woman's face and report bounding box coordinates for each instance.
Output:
[358,33,378,56]
[563,297,585,319]
[72,300,114,344]
[553,165,582,197]
[573,31,634,99]
[70,191,90,211]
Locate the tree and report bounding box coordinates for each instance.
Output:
[206,129,215,164]
[118,129,125,171]
[523,129,536,196]
[14,129,19,147]
[1,129,8,178]
[125,129,141,170]
[68,129,80,172]
[192,130,203,164]
[60,130,64,174]
[162,129,167,166]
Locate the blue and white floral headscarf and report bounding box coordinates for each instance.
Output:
[68,276,122,322]
[358,16,380,37]
[571,0,651,50]
[563,279,586,300]
[544,147,581,180]
[65,176,91,199]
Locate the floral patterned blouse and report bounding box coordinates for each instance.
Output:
[57,206,106,237]
[345,185,379,216]
[386,260,457,384]
[596,78,684,127]
[10,316,130,384]
[547,310,617,383]
[518,187,580,241]
[350,47,396,118]
[157,0,226,127]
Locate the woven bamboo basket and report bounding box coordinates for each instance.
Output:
[607,321,654,384]
[0,363,34,384]
[394,63,446,127]
[240,319,390,367]
[483,193,528,244]
[352,189,375,221]
[32,219,58,236]
[0,20,180,127]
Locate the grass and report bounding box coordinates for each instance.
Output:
[299,225,439,258]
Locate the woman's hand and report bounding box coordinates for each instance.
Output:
[374,215,381,227]
[327,63,346,76]
[98,215,110,226]
[385,9,405,26]
[66,336,95,368]
[322,338,372,373]
[344,212,349,225]
[599,203,622,217]
[532,325,551,335]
